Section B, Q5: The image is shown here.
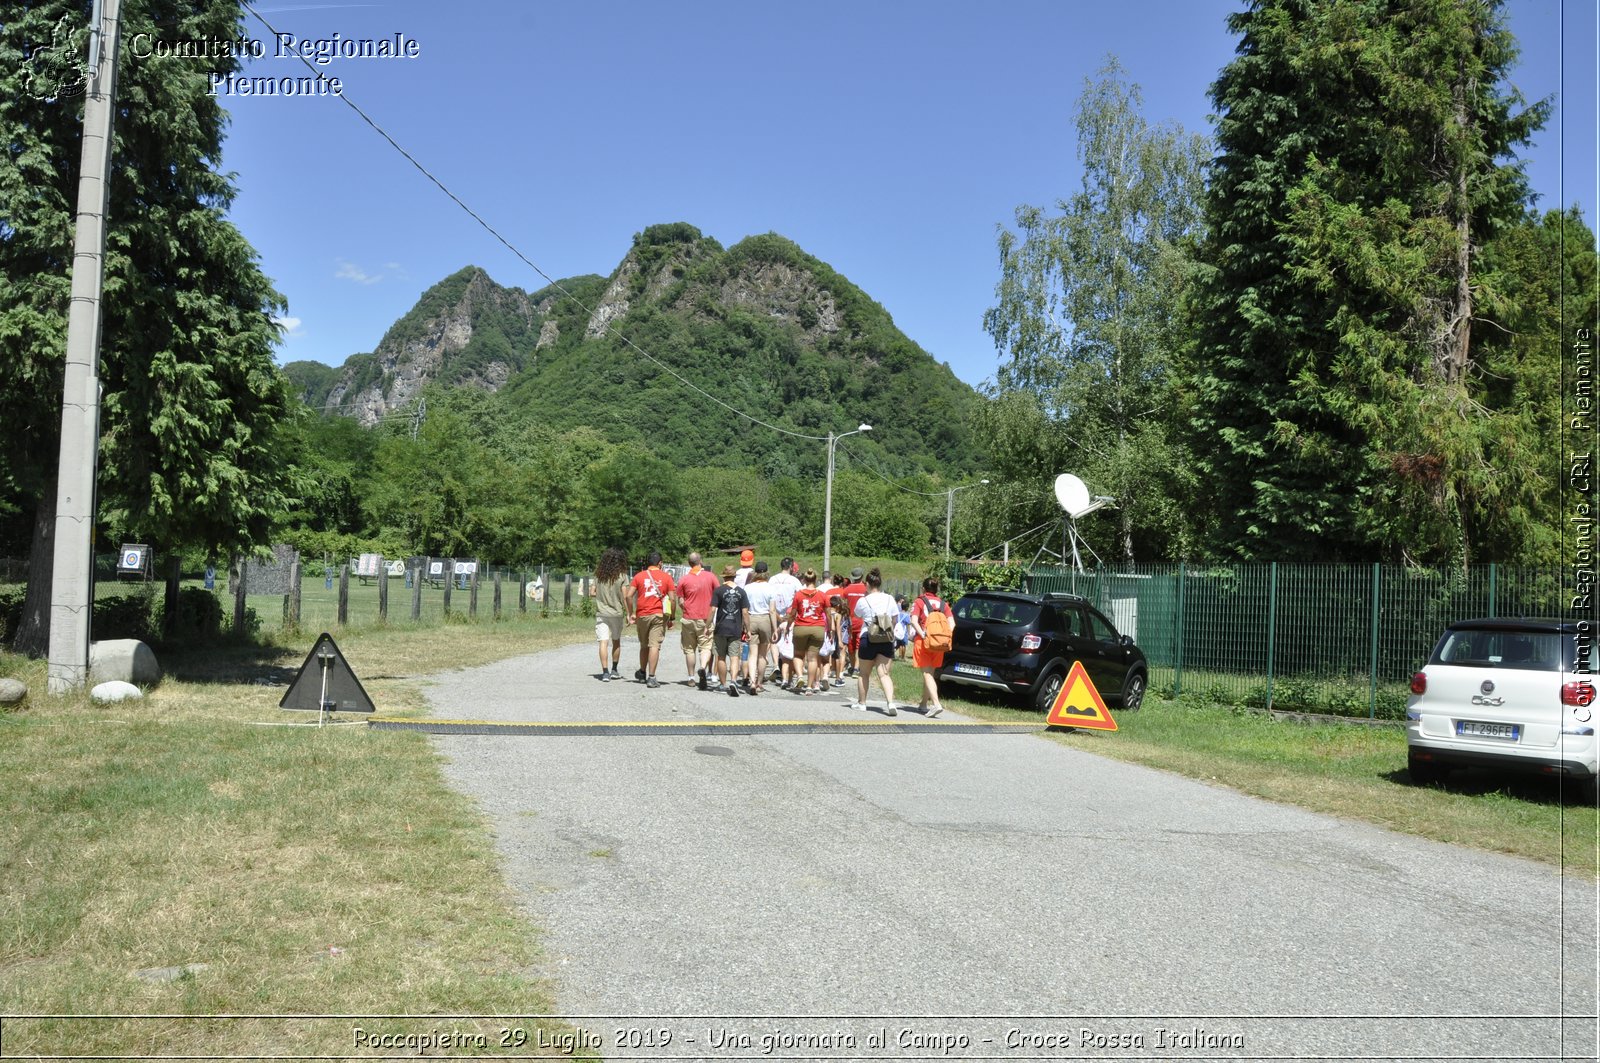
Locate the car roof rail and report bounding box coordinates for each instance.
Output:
[1042,592,1086,602]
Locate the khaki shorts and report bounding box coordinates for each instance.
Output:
[747,613,775,644]
[595,615,622,642]
[792,625,826,658]
[679,617,712,653]
[636,613,667,649]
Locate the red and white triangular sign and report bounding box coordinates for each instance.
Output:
[1045,660,1117,731]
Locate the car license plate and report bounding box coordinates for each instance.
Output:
[1457,720,1520,740]
[954,663,992,678]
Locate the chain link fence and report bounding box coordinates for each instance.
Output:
[951,562,1566,718]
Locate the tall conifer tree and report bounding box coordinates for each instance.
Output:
[0,0,293,652]
[1188,0,1547,563]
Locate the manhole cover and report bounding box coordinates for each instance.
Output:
[694,745,735,757]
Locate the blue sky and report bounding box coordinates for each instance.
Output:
[214,0,1597,391]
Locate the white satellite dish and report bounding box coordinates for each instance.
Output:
[1054,473,1092,518]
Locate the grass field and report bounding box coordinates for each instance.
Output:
[0,615,597,1059]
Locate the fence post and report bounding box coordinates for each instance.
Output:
[288,558,301,630]
[1174,561,1185,698]
[337,565,349,627]
[1488,562,1497,618]
[1265,562,1278,710]
[411,564,422,622]
[232,554,246,637]
[563,573,573,614]
[1368,563,1381,718]
[494,570,503,620]
[518,569,527,614]
[469,563,479,619]
[378,563,388,624]
[442,567,453,617]
[540,565,549,617]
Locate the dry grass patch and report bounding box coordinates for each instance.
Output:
[0,616,595,1058]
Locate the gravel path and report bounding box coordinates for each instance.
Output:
[423,637,1597,1061]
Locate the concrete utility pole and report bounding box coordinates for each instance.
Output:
[47,0,122,694]
[944,479,989,563]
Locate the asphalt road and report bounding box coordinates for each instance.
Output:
[425,638,1598,1062]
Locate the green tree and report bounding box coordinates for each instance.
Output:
[983,59,1208,561]
[1,0,295,652]
[584,446,683,560]
[1187,0,1548,564]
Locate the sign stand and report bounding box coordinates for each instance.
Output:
[280,632,376,721]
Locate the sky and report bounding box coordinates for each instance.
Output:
[205,0,1599,392]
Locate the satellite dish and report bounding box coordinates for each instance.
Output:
[1054,473,1092,518]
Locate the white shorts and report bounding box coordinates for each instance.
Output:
[595,615,622,642]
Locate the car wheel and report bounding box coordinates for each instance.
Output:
[1033,667,1065,713]
[1407,753,1449,787]
[1119,670,1146,711]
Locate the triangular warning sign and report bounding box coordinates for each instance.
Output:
[279,632,376,714]
[1045,659,1117,731]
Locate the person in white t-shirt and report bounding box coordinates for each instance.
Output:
[850,568,900,716]
[767,557,802,688]
[741,561,780,693]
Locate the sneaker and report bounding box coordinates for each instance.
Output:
[925,703,943,718]
[884,702,898,717]
[599,671,611,682]
[635,668,646,682]
[848,701,866,712]
[646,676,659,689]
[727,683,740,698]
[697,668,708,691]
[832,677,846,687]
[611,667,621,679]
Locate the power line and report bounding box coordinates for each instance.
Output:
[240,2,829,445]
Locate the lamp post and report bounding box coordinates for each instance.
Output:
[944,479,990,563]
[823,423,871,573]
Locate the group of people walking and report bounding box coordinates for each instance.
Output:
[589,547,955,717]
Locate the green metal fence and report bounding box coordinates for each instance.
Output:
[954,563,1568,719]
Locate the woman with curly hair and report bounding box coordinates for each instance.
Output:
[593,546,629,681]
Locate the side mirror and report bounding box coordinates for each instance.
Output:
[1119,635,1135,647]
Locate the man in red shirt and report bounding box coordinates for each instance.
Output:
[626,551,676,688]
[838,567,869,679]
[674,551,720,689]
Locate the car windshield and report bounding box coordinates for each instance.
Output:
[955,598,1041,626]
[1431,629,1574,672]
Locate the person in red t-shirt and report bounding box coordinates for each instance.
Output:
[909,576,955,716]
[626,551,676,688]
[838,567,869,678]
[674,552,720,689]
[786,568,831,695]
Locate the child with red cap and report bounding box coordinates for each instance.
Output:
[734,549,754,587]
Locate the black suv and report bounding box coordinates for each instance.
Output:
[936,590,1149,712]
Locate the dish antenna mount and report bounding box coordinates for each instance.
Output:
[1034,474,1115,573]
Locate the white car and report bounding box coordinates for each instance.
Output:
[1406,618,1598,800]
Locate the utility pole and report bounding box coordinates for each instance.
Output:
[47,0,122,694]
[943,479,989,563]
[822,423,871,574]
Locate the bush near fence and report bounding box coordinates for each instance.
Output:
[950,562,1568,720]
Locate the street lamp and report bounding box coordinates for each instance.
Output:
[823,423,871,573]
[944,479,990,562]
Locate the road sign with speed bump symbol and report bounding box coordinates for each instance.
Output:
[1045,659,1117,731]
